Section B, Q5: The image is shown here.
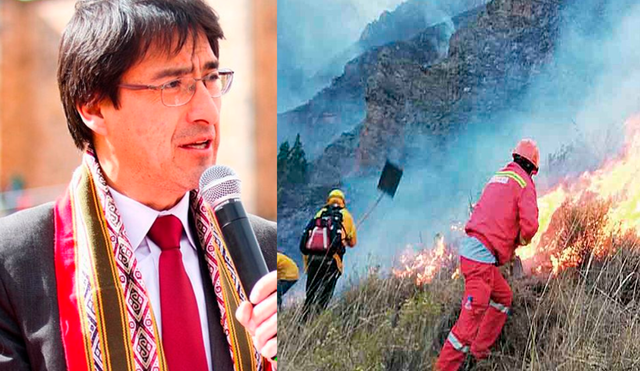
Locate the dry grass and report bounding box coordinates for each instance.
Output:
[279,199,640,371]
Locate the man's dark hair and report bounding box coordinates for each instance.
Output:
[58,0,224,150]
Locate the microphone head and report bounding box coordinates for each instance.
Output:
[199,165,242,209]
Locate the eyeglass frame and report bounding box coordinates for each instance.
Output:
[118,68,234,107]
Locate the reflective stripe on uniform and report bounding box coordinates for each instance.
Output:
[489,300,510,314]
[495,171,526,188]
[447,332,469,353]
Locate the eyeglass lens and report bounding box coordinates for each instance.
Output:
[162,73,232,107]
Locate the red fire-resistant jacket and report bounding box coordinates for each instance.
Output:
[465,162,539,266]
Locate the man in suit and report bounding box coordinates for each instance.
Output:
[0,1,276,370]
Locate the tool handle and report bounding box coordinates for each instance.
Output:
[355,192,384,229]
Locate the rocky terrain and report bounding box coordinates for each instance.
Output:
[356,0,563,168]
[277,4,485,159]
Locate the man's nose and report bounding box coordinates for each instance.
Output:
[186,80,220,124]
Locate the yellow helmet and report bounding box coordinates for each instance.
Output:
[327,189,345,204]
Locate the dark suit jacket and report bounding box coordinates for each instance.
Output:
[0,202,276,371]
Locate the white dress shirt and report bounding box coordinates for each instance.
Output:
[109,188,212,370]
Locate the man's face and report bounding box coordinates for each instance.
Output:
[100,32,221,196]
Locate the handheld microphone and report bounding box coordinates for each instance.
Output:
[199,165,269,297]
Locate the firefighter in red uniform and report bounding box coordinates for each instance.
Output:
[436,139,540,370]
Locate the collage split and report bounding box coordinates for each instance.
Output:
[1,0,640,370]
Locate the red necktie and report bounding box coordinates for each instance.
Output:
[148,215,209,371]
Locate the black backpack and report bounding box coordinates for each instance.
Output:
[301,204,345,256]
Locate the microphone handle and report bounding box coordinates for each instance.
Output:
[214,199,269,296]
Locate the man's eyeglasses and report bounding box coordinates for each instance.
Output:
[119,68,234,107]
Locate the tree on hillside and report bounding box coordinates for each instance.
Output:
[277,140,291,182]
[288,134,308,184]
[277,134,308,188]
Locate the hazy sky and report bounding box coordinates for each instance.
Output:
[278,0,407,74]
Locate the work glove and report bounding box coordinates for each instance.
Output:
[518,233,529,246]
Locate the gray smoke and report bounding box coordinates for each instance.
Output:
[341,0,640,280]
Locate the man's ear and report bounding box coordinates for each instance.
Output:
[76,100,108,136]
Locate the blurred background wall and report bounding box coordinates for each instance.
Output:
[0,0,277,220]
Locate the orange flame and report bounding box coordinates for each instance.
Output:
[517,113,640,275]
[392,234,457,285]
[393,114,640,281]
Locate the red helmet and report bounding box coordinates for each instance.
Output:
[513,139,539,173]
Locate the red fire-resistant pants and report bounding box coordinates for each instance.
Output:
[436,257,512,371]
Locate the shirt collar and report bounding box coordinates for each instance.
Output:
[108,187,197,251]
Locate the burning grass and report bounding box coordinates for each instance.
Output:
[521,195,618,275]
[518,113,640,276]
[392,234,459,285]
[279,198,640,370]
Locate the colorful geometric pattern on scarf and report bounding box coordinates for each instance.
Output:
[53,149,262,371]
